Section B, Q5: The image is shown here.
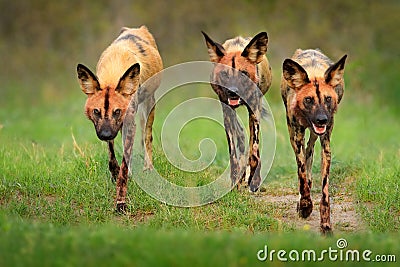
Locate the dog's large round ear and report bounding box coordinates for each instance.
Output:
[77,64,101,95]
[282,59,310,89]
[201,31,226,62]
[241,32,268,64]
[116,63,141,97]
[325,54,347,86]
[325,54,347,103]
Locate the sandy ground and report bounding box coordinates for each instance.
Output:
[254,190,366,234]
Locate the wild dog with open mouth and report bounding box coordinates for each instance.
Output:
[77,26,163,212]
[281,49,347,233]
[202,31,272,191]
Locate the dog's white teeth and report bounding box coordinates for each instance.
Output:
[312,123,326,134]
[228,98,240,106]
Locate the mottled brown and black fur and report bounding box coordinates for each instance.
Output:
[77,26,163,212]
[202,31,272,191]
[281,49,347,233]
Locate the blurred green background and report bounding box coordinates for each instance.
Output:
[0,0,399,108]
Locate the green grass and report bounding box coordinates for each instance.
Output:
[0,214,398,267]
[356,155,400,232]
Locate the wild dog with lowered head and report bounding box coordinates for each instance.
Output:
[202,31,272,191]
[77,26,163,212]
[281,49,347,233]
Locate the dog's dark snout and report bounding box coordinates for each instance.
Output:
[97,126,115,141]
[229,86,239,93]
[228,86,239,97]
[316,114,328,125]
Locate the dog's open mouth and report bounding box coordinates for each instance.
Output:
[312,123,327,135]
[228,97,241,107]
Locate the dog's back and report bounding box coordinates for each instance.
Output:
[290,49,333,79]
[96,26,163,92]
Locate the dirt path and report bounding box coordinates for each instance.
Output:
[254,185,366,234]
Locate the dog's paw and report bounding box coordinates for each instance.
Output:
[115,202,127,214]
[297,197,313,218]
[249,176,262,193]
[249,182,260,193]
[320,223,333,235]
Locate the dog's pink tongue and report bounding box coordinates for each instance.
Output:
[313,124,327,134]
[228,98,240,106]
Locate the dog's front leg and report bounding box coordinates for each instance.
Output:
[319,131,332,234]
[116,157,129,212]
[142,93,155,171]
[107,140,120,183]
[289,125,313,218]
[247,107,262,192]
[222,104,245,187]
[305,132,318,190]
[116,95,138,213]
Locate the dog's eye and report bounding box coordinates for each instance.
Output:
[241,70,249,77]
[93,109,101,116]
[304,97,314,105]
[113,109,121,117]
[325,96,332,103]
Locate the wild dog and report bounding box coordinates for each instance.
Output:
[77,26,163,212]
[202,31,272,191]
[281,49,347,233]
